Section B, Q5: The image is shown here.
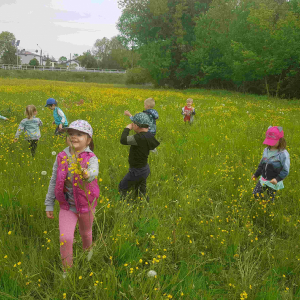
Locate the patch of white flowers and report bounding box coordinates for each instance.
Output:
[147,270,157,278]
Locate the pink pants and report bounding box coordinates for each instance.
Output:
[59,208,94,269]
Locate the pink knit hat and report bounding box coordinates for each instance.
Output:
[263,126,284,146]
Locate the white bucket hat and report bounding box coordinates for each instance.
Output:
[64,120,93,137]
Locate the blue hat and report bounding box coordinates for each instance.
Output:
[45,98,57,107]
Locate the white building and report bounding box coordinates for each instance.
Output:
[18,50,57,66]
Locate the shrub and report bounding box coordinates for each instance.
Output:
[125,67,152,85]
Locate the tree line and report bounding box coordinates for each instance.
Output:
[0,32,138,70]
[117,0,300,98]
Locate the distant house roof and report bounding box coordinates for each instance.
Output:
[18,50,57,62]
[19,51,38,56]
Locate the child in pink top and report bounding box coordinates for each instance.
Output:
[45,120,99,273]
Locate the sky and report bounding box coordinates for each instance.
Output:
[0,0,122,60]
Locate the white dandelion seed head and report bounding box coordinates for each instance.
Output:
[41,171,47,176]
[147,270,157,278]
[52,151,57,155]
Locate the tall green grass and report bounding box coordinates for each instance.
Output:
[0,78,300,299]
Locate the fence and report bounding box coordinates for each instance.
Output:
[0,64,126,73]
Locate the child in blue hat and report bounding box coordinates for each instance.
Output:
[119,112,160,201]
[45,98,68,135]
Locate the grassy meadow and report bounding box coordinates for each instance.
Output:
[0,78,300,300]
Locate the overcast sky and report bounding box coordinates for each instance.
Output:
[0,0,122,60]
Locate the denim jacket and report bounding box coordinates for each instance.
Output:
[254,148,290,182]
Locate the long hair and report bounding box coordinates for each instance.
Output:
[25,105,37,119]
[277,137,286,150]
[268,137,286,150]
[89,138,94,151]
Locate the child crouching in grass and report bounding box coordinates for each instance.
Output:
[119,113,160,201]
[14,105,42,157]
[45,120,99,274]
[252,126,290,202]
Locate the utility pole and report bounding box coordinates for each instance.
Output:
[37,44,42,65]
[16,40,20,66]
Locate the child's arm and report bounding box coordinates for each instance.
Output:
[38,118,43,127]
[275,151,290,182]
[120,124,138,145]
[57,108,66,130]
[45,158,58,218]
[14,120,25,141]
[0,115,8,120]
[81,156,99,182]
[181,107,186,115]
[192,108,196,115]
[253,156,264,179]
[124,110,132,117]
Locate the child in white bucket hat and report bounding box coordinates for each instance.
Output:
[45,120,99,272]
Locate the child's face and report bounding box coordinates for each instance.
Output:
[67,129,91,152]
[186,101,193,108]
[47,105,55,110]
[133,123,139,133]
[269,140,279,148]
[144,102,151,110]
[33,110,37,116]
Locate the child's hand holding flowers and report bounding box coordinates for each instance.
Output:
[81,168,90,180]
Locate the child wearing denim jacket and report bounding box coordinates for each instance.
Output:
[251,126,290,202]
[14,105,43,157]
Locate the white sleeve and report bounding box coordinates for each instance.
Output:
[57,108,66,124]
[45,158,58,211]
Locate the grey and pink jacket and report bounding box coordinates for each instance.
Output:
[45,147,99,214]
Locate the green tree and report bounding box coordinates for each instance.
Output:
[29,58,39,66]
[58,56,67,64]
[0,31,17,64]
[117,0,212,87]
[77,51,98,68]
[45,58,51,67]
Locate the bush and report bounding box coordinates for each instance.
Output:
[125,67,152,85]
[0,70,126,85]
